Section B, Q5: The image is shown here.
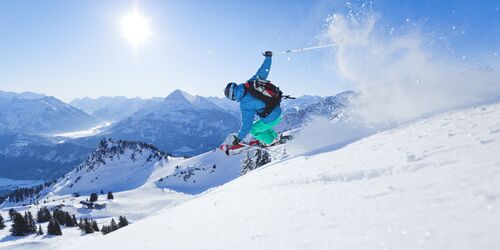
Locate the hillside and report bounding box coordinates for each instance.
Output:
[58,101,499,249]
[49,139,169,195]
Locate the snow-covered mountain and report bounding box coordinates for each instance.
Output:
[281,95,324,113]
[277,91,353,131]
[205,96,240,118]
[46,138,243,198]
[205,96,239,112]
[0,91,100,134]
[50,138,169,195]
[70,96,163,122]
[93,90,240,155]
[0,90,45,100]
[0,135,244,208]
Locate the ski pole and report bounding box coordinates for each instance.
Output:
[276,43,336,55]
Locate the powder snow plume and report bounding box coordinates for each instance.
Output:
[291,7,500,155]
[326,9,500,126]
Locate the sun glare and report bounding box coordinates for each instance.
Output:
[121,10,151,48]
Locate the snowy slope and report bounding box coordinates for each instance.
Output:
[44,138,244,197]
[0,139,246,249]
[62,101,500,250]
[0,136,244,208]
[50,139,169,195]
[155,149,243,195]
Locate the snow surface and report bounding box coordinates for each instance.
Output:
[54,101,499,250]
[1,101,499,249]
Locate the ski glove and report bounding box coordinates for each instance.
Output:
[263,51,273,57]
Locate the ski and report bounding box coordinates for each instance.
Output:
[220,134,293,156]
[220,141,260,156]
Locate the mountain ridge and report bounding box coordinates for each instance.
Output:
[0,92,100,134]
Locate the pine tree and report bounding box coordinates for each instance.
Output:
[0,214,5,230]
[64,212,75,227]
[83,218,94,234]
[52,209,66,225]
[110,218,119,231]
[37,224,44,235]
[241,151,256,175]
[118,216,129,228]
[78,218,85,230]
[8,208,16,221]
[72,214,78,226]
[25,211,37,234]
[10,212,28,236]
[47,220,62,235]
[54,221,62,235]
[37,207,52,223]
[241,149,271,174]
[89,193,98,202]
[101,225,112,235]
[36,208,43,222]
[107,191,114,200]
[255,149,271,168]
[92,220,99,232]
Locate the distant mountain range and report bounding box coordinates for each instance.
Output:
[71,96,163,122]
[90,90,241,155]
[0,90,100,134]
[281,95,324,113]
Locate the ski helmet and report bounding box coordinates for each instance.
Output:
[224,82,237,100]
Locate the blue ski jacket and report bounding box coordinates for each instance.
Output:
[233,56,282,140]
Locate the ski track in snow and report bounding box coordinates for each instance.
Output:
[1,102,500,249]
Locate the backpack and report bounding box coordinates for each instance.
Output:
[243,78,294,118]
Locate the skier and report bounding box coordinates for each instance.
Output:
[221,51,283,150]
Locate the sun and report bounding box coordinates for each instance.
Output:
[121,10,151,48]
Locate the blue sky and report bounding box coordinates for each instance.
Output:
[0,0,498,102]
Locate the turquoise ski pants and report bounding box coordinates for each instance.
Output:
[250,116,282,144]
